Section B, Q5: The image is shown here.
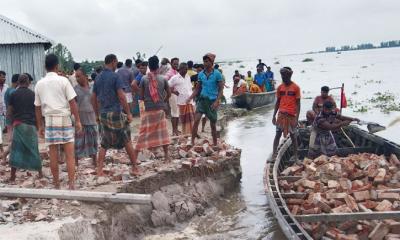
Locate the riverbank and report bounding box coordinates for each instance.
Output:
[0,105,248,239]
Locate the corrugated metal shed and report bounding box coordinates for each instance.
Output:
[0,14,53,84]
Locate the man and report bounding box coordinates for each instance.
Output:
[34,54,82,189]
[233,74,247,96]
[169,63,195,135]
[74,68,98,166]
[187,61,197,78]
[272,67,301,159]
[245,71,254,88]
[132,56,171,163]
[117,59,135,114]
[68,63,80,87]
[133,59,142,79]
[265,66,274,90]
[132,61,148,116]
[232,70,240,81]
[92,54,139,176]
[187,53,224,146]
[165,57,180,135]
[2,74,19,161]
[159,58,170,76]
[8,74,43,182]
[308,101,358,159]
[254,66,267,92]
[256,59,267,70]
[0,70,9,135]
[190,64,204,88]
[117,62,123,70]
[307,86,337,123]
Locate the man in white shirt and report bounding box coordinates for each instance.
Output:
[35,54,82,190]
[165,57,180,135]
[168,63,195,135]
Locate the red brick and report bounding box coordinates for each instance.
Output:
[377,192,400,201]
[375,199,393,212]
[332,205,352,213]
[368,222,389,240]
[353,190,371,202]
[344,195,359,211]
[374,168,387,184]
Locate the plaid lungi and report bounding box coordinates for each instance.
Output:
[308,128,337,159]
[100,112,131,150]
[136,110,171,150]
[179,104,195,135]
[75,125,98,159]
[45,116,74,145]
[276,112,298,138]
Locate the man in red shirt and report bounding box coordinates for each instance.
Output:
[272,67,301,159]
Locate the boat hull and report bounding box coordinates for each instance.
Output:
[231,91,276,109]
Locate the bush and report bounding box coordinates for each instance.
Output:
[302,58,314,62]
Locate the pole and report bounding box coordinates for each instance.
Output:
[340,83,344,114]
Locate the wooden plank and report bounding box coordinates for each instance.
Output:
[295,211,400,223]
[0,187,151,205]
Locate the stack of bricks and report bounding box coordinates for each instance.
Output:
[278,153,400,240]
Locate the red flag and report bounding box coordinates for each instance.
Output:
[341,85,347,108]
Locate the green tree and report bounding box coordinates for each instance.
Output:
[46,43,74,73]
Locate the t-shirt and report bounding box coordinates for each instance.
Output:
[117,66,135,93]
[254,73,267,87]
[74,85,96,125]
[93,68,124,114]
[0,84,9,115]
[265,71,274,80]
[4,87,16,108]
[9,87,36,126]
[244,76,254,87]
[198,70,223,100]
[135,73,144,84]
[139,74,168,111]
[34,72,77,117]
[168,74,193,105]
[276,82,301,116]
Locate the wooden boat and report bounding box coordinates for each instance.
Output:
[231,91,276,110]
[264,124,400,240]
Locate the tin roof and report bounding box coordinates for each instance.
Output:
[0,14,53,49]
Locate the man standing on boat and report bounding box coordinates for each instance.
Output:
[254,66,267,92]
[272,67,301,159]
[187,53,224,146]
[308,101,358,158]
[265,66,274,91]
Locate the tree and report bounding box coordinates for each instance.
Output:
[46,43,74,73]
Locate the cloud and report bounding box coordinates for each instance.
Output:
[2,0,399,61]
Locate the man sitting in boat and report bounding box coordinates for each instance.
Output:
[306,86,337,124]
[254,66,267,92]
[245,71,254,88]
[308,101,358,159]
[233,74,248,96]
[265,66,275,90]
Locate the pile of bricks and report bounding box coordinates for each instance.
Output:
[278,153,400,240]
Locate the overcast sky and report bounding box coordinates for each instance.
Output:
[2,0,400,62]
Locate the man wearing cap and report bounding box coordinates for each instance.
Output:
[272,67,301,159]
[187,53,224,146]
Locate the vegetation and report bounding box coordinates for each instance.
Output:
[325,40,400,53]
[302,58,314,62]
[46,43,74,72]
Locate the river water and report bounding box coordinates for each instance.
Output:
[146,47,400,239]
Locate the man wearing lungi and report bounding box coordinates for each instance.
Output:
[169,63,195,135]
[132,56,171,164]
[35,54,82,189]
[187,53,224,146]
[272,67,301,160]
[92,54,139,176]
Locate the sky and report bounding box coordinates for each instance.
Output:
[2,0,400,62]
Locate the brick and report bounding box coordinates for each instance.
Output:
[328,180,339,189]
[291,205,300,215]
[385,234,400,240]
[351,180,364,190]
[344,195,359,211]
[374,168,387,184]
[368,222,390,240]
[326,192,347,200]
[332,205,352,213]
[378,192,400,201]
[338,221,358,231]
[368,164,379,178]
[336,234,359,240]
[362,200,378,209]
[339,178,352,190]
[353,190,371,202]
[326,228,343,239]
[375,199,393,212]
[390,222,400,234]
[302,179,317,189]
[302,207,321,215]
[390,154,400,166]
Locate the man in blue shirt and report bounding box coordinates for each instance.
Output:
[187,53,224,146]
[254,66,267,92]
[92,54,139,176]
[265,66,274,91]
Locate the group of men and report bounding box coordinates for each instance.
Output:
[271,71,359,160]
[0,52,224,189]
[232,59,275,96]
